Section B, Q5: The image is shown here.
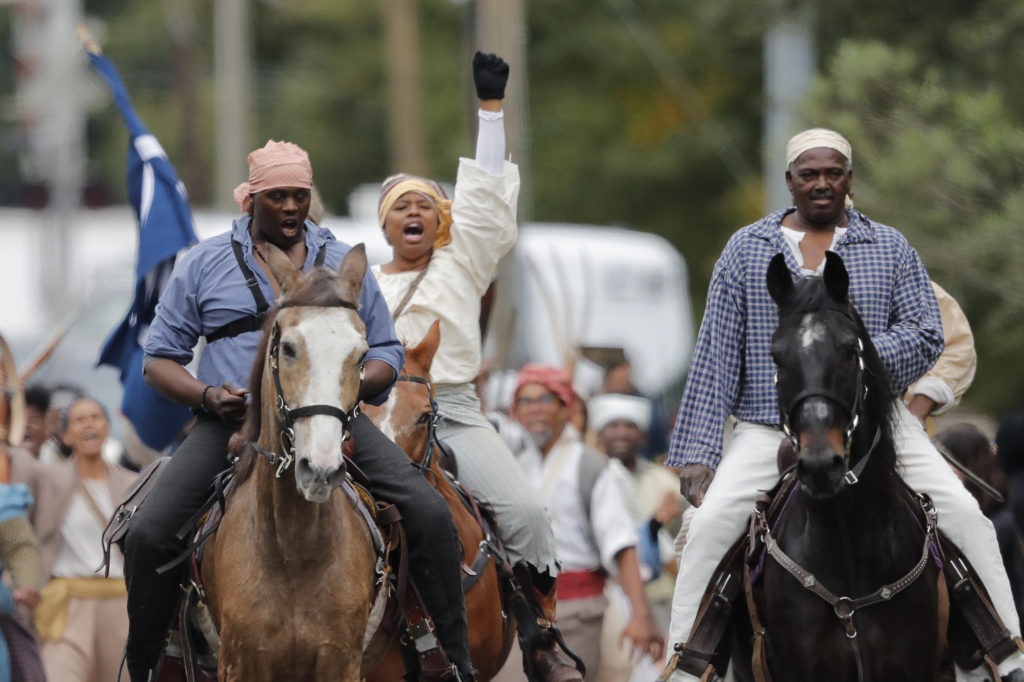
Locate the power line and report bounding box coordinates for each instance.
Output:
[604,0,757,187]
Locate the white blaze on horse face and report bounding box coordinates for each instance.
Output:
[799,314,827,350]
[285,308,367,497]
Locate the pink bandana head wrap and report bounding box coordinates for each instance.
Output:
[514,363,576,410]
[232,140,313,212]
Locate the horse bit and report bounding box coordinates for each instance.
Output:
[252,321,363,478]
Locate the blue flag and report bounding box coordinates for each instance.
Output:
[91,50,198,451]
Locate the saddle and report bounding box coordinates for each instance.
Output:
[661,466,1022,682]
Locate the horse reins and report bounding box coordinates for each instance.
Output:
[252,319,363,478]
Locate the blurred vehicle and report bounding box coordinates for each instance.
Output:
[483,223,693,404]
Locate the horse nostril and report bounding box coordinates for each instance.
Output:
[296,458,316,484]
[326,462,348,488]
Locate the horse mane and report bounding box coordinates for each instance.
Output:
[782,274,898,469]
[235,267,360,473]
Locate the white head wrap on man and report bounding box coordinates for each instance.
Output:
[785,128,852,168]
[589,393,652,433]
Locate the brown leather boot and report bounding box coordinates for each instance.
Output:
[508,564,585,682]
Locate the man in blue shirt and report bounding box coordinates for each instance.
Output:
[660,129,1024,680]
[124,141,475,682]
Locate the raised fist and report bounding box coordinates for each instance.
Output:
[472,51,509,101]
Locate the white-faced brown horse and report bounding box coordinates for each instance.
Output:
[745,252,945,681]
[200,244,378,681]
[361,321,515,681]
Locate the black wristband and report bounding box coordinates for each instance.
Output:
[200,385,216,411]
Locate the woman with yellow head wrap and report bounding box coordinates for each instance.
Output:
[371,52,585,681]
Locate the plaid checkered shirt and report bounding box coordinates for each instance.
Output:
[666,207,944,470]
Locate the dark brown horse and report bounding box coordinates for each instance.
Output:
[200,244,378,681]
[747,252,945,681]
[362,321,515,681]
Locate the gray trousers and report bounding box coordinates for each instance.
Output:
[437,419,558,574]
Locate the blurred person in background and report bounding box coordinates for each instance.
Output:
[588,393,683,682]
[22,385,50,459]
[490,364,663,680]
[904,281,976,428]
[935,423,1024,630]
[38,384,84,462]
[0,352,47,682]
[0,482,46,682]
[996,414,1024,582]
[33,396,136,682]
[585,348,669,460]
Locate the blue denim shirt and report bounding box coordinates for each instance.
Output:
[667,208,943,470]
[144,216,404,405]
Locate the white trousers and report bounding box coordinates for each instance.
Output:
[666,402,1023,672]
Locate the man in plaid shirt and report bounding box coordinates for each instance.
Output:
[660,128,1024,681]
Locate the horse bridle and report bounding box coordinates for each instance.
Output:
[775,312,871,483]
[395,373,441,469]
[252,319,363,478]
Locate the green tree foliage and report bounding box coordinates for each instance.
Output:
[804,39,1024,410]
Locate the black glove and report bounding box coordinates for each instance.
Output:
[472,51,509,100]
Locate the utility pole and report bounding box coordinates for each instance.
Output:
[382,0,428,176]
[165,0,206,205]
[12,0,87,318]
[214,0,251,210]
[763,11,814,213]
[475,0,530,219]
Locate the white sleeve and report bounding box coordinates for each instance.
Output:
[591,467,640,576]
[475,109,506,177]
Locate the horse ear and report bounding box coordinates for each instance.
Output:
[766,252,794,306]
[408,320,442,374]
[337,243,368,303]
[263,243,304,295]
[822,251,850,303]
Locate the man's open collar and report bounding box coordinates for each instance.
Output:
[749,207,876,245]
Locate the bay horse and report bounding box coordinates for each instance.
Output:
[200,244,378,681]
[362,321,515,681]
[746,251,945,681]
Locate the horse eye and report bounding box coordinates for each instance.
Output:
[417,412,431,425]
[281,342,297,359]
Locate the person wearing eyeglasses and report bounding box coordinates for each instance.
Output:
[492,363,663,680]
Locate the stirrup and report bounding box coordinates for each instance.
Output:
[656,644,717,681]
